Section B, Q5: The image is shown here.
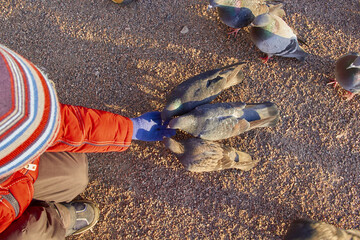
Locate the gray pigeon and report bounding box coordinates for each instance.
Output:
[328,52,360,100]
[249,4,308,62]
[284,219,360,240]
[208,0,274,37]
[168,102,279,141]
[163,137,258,172]
[161,63,245,121]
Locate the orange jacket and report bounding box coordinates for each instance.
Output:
[0,103,133,233]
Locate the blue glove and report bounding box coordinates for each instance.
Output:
[130,111,176,141]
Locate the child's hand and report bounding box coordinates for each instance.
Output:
[130,112,176,141]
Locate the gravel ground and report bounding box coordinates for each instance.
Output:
[0,0,359,239]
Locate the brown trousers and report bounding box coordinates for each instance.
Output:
[0,152,89,240]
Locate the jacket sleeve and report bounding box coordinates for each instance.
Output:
[46,103,133,153]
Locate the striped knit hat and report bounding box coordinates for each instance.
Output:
[0,44,60,177]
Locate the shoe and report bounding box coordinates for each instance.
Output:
[111,0,134,4]
[57,200,100,237]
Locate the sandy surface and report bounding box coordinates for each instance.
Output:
[1,0,359,239]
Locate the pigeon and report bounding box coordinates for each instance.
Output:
[284,219,360,240]
[249,4,308,62]
[168,102,279,141]
[208,0,275,37]
[163,137,258,172]
[161,62,245,121]
[328,52,360,100]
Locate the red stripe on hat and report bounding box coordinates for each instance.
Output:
[0,52,30,142]
[0,59,53,167]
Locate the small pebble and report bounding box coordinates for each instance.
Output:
[180,26,189,34]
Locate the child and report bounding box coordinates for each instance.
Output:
[0,44,174,239]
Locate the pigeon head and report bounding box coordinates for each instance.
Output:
[161,98,182,121]
[168,115,196,133]
[163,138,184,155]
[335,53,360,95]
[252,13,271,28]
[166,98,182,111]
